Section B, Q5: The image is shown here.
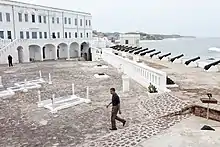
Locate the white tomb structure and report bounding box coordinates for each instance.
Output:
[38,84,91,113]
[94,73,109,78]
[120,33,141,47]
[0,89,15,98]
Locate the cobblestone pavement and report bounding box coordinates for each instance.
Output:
[79,114,190,147]
[0,61,191,147]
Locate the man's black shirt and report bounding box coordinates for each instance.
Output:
[112,93,120,106]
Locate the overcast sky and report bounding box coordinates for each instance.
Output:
[16,0,220,37]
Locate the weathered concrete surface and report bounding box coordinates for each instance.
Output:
[137,116,220,147]
[0,61,191,147]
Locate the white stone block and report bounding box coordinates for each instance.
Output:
[94,74,109,78]
[0,89,15,98]
[122,74,130,92]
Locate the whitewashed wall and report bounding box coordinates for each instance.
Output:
[120,34,140,47]
[102,50,168,92]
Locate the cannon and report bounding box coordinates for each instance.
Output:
[170,54,184,62]
[128,47,141,53]
[158,53,171,60]
[133,48,148,55]
[150,51,161,58]
[204,60,220,70]
[185,56,200,65]
[124,47,133,52]
[140,49,156,56]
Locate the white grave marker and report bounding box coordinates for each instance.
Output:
[23,79,28,92]
[0,76,3,88]
[72,83,75,95]
[48,73,52,85]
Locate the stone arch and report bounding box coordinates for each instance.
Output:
[29,45,41,61]
[80,42,91,61]
[42,44,56,60]
[57,43,68,59]
[69,42,79,58]
[17,46,24,63]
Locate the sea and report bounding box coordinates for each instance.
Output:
[140,37,220,63]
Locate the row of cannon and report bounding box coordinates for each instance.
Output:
[110,45,220,71]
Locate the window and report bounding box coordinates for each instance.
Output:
[64,17,67,24]
[75,18,77,25]
[20,31,24,39]
[0,12,2,22]
[52,32,56,38]
[80,33,83,38]
[125,40,129,44]
[86,32,89,38]
[39,32,42,38]
[65,32,67,38]
[18,13,22,22]
[44,32,47,38]
[25,14,28,22]
[26,32,30,39]
[57,32,60,38]
[69,32,71,38]
[6,13,10,22]
[38,15,42,23]
[86,20,88,26]
[89,20,91,26]
[75,32,77,38]
[32,32,37,39]
[0,31,4,39]
[7,31,12,39]
[43,16,46,23]
[52,17,55,23]
[80,19,82,26]
[57,17,59,24]
[32,14,35,23]
[68,18,71,24]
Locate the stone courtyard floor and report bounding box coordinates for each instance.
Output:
[0,60,192,147]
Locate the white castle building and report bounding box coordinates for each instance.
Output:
[0,0,92,64]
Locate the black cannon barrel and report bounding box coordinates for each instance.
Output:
[204,60,220,70]
[124,47,133,52]
[131,47,143,54]
[150,51,161,58]
[140,49,156,56]
[158,53,171,60]
[170,54,184,62]
[128,47,142,53]
[134,48,148,55]
[185,56,200,65]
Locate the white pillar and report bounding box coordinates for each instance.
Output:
[38,90,41,102]
[54,48,58,60]
[23,79,28,93]
[52,94,55,105]
[122,74,130,92]
[39,70,42,79]
[40,48,44,61]
[48,73,52,85]
[86,86,89,99]
[67,48,70,59]
[72,83,75,95]
[0,76,3,88]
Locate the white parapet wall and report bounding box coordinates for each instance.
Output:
[101,50,168,92]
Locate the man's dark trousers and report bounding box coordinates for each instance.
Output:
[8,60,13,67]
[111,105,126,129]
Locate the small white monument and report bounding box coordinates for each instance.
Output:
[0,76,3,88]
[122,74,130,92]
[48,73,52,85]
[22,79,28,93]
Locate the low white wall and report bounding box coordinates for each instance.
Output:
[102,50,168,92]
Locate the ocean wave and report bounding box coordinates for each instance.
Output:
[208,47,220,52]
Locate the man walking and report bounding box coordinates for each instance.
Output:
[106,88,126,130]
[8,55,13,67]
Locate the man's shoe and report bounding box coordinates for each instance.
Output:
[109,128,117,130]
[123,121,126,126]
